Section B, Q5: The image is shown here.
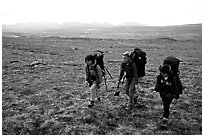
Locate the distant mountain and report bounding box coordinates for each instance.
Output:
[118,22,147,26]
[2,21,144,33]
[2,22,113,32]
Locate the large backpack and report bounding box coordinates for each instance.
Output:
[85,50,105,76]
[163,56,180,76]
[130,47,147,78]
[92,50,105,71]
[162,56,183,94]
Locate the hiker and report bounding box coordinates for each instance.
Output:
[155,62,182,127]
[85,54,103,108]
[116,51,139,109]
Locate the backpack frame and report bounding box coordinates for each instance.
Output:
[130,47,147,78]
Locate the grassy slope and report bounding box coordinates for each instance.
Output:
[2,34,202,134]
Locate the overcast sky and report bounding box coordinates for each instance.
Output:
[1,0,203,26]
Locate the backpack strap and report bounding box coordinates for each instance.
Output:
[94,64,99,80]
[86,65,91,82]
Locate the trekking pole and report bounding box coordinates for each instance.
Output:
[117,81,120,89]
[114,81,120,96]
[103,74,108,92]
[105,67,113,79]
[121,75,126,84]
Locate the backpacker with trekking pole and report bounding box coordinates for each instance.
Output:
[130,47,147,78]
[114,49,146,97]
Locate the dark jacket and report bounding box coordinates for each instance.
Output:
[155,73,180,97]
[119,61,138,84]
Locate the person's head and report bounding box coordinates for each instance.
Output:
[85,55,96,66]
[122,51,131,63]
[159,64,171,78]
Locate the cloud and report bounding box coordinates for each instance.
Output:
[1,0,202,26]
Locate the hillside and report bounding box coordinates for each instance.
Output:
[2,28,202,134]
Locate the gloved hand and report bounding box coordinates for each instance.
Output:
[85,81,89,85]
[135,84,139,89]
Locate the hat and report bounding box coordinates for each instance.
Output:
[123,51,130,57]
[160,64,171,74]
[85,54,95,63]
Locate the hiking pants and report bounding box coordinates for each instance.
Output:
[160,92,174,118]
[125,78,136,105]
[90,81,100,101]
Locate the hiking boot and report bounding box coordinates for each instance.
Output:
[88,101,94,108]
[139,78,144,83]
[125,104,133,110]
[114,91,120,96]
[161,117,168,128]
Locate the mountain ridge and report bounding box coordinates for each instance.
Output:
[3,21,201,33]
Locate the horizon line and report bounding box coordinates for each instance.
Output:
[2,21,202,27]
